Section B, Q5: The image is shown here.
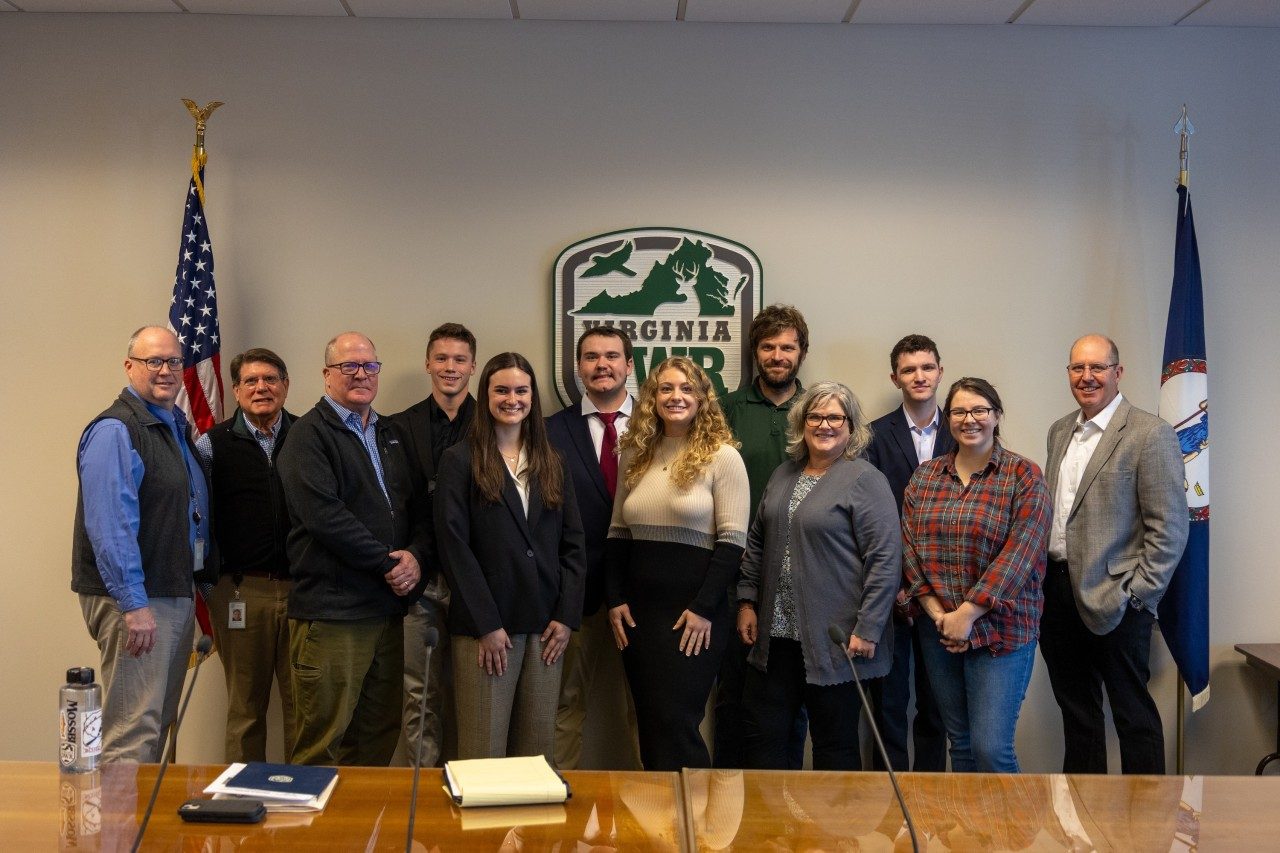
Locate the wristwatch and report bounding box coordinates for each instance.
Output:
[1128,593,1145,611]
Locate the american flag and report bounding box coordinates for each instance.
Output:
[168,168,223,435]
[169,164,222,641]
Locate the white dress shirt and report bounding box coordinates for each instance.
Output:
[580,393,634,460]
[1049,392,1124,561]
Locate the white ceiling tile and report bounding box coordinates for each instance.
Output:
[1015,0,1197,26]
[347,0,513,18]
[684,0,852,24]
[1180,0,1280,26]
[852,0,1024,25]
[16,0,178,10]
[182,0,345,14]
[519,0,677,21]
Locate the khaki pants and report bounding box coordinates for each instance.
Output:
[79,594,194,764]
[209,574,294,762]
[288,615,403,766]
[453,633,561,760]
[554,606,642,769]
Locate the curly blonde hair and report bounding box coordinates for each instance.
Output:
[619,356,739,490]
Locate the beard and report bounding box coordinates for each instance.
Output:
[757,360,801,392]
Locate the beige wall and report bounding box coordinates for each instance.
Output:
[2,14,1277,773]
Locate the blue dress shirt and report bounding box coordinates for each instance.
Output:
[78,388,211,611]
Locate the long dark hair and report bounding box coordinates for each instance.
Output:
[469,352,563,508]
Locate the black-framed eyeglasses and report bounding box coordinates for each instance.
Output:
[805,413,848,428]
[1066,362,1117,377]
[128,356,184,372]
[948,406,995,422]
[326,361,382,376]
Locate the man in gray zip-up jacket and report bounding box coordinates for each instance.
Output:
[278,331,430,766]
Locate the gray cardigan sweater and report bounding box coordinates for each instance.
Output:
[737,456,901,686]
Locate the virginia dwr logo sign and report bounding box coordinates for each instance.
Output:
[552,228,763,407]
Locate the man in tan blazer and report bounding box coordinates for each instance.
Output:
[1040,334,1188,774]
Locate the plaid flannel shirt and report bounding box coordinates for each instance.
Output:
[902,443,1051,655]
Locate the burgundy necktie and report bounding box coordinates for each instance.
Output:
[597,411,619,498]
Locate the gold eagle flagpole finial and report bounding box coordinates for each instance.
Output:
[182,99,224,206]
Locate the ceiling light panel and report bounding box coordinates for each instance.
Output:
[17,0,179,10]
[347,0,513,17]
[1015,0,1203,26]
[684,0,852,24]
[519,0,678,21]
[852,0,1026,25]
[1179,0,1280,26]
[182,0,346,14]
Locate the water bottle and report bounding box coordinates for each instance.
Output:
[59,667,102,773]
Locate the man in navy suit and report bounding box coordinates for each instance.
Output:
[389,323,477,768]
[863,334,952,772]
[547,326,642,769]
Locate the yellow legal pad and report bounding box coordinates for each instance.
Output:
[442,755,571,807]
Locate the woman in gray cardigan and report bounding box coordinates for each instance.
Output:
[736,381,901,770]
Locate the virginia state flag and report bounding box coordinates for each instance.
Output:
[1158,183,1210,710]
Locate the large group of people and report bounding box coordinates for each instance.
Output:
[72,311,1189,778]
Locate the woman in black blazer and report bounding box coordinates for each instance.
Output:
[435,352,587,759]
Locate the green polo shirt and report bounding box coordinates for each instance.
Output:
[720,379,804,519]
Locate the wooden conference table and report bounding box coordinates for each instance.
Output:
[10,760,1280,850]
[683,769,1280,851]
[13,762,685,850]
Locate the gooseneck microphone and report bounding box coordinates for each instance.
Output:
[405,626,439,853]
[132,633,215,853]
[827,624,920,853]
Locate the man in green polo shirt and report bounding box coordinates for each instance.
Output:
[714,303,809,769]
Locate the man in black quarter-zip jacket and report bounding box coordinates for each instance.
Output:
[278,331,430,766]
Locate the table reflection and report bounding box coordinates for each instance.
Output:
[686,770,1208,852]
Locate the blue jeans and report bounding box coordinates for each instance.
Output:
[917,619,1035,773]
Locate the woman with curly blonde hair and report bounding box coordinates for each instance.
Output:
[605,356,750,770]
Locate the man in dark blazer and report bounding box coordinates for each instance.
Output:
[389,323,477,768]
[863,333,952,772]
[1041,334,1188,774]
[546,326,642,769]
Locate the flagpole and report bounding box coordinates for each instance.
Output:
[1177,679,1186,774]
[1172,102,1191,776]
[1177,104,1191,189]
[170,100,226,692]
[182,99,223,208]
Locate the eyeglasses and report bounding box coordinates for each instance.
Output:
[947,406,995,422]
[1067,363,1117,377]
[237,375,284,388]
[326,361,382,376]
[128,356,184,372]
[805,413,848,428]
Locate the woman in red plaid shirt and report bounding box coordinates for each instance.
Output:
[901,377,1051,772]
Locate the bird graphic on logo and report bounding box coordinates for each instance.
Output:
[581,240,637,278]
